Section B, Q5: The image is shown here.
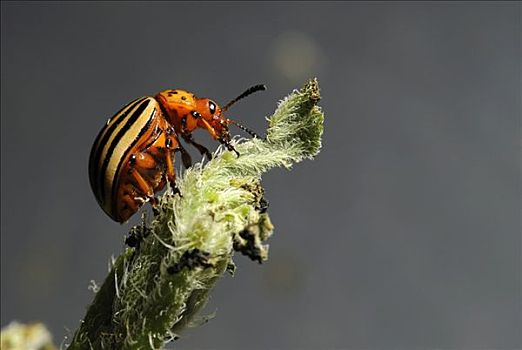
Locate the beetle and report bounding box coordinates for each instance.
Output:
[88,84,266,223]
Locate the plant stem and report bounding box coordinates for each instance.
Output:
[67,78,324,350]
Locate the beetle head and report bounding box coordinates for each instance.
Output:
[194,97,226,139]
[194,85,266,149]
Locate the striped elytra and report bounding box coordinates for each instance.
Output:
[88,85,266,223]
[88,97,168,222]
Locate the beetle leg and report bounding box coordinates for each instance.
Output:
[130,168,161,215]
[181,115,189,134]
[130,152,157,168]
[129,167,154,199]
[162,131,183,197]
[228,144,240,157]
[178,142,193,169]
[164,147,183,198]
[142,126,182,198]
[182,134,212,161]
[128,151,163,214]
[122,191,139,212]
[165,125,191,169]
[165,148,175,185]
[221,138,240,157]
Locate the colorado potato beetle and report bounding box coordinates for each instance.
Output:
[88,84,266,223]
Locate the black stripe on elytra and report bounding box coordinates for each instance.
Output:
[110,106,159,218]
[89,97,146,200]
[99,98,152,204]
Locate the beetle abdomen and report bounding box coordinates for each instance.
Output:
[89,96,161,221]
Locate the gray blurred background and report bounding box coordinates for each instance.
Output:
[1,2,520,349]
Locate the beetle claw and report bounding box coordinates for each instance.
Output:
[178,145,192,169]
[221,138,240,157]
[228,144,240,157]
[172,184,183,198]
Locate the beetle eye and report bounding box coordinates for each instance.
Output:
[208,101,216,114]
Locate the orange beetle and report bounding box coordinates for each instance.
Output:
[89,85,266,223]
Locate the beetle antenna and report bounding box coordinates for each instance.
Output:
[221,84,267,112]
[228,119,261,139]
